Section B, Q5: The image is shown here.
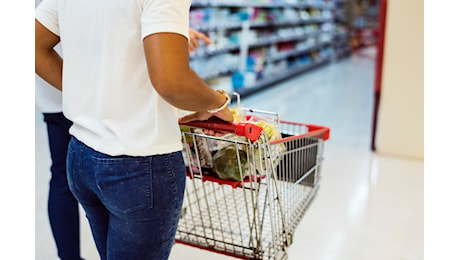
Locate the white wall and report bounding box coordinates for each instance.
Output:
[375,0,424,159]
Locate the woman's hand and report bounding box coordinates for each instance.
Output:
[179,107,234,124]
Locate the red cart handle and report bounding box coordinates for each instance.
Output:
[180,117,264,142]
[305,124,330,141]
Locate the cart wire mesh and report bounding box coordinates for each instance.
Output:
[176,114,328,260]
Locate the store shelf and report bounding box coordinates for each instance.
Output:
[192,20,334,33]
[188,0,351,94]
[265,41,331,63]
[235,57,332,97]
[191,29,333,59]
[190,45,240,59]
[249,32,323,48]
[347,0,379,50]
[332,0,351,58]
[200,68,237,81]
[191,31,327,59]
[192,0,334,9]
[250,18,334,28]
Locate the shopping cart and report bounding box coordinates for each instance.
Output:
[176,106,330,260]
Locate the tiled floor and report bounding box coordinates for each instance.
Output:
[35,49,424,260]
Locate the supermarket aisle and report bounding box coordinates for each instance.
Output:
[35,51,424,260]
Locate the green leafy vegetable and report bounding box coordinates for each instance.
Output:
[212,145,248,181]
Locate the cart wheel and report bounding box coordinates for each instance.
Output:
[274,250,288,260]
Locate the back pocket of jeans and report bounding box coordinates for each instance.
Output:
[92,156,153,215]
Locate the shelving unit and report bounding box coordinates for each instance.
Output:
[348,0,379,50]
[189,0,351,97]
[332,0,352,59]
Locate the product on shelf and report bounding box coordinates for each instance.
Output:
[189,0,350,94]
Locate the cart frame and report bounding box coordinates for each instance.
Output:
[176,107,330,259]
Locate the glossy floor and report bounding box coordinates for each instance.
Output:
[35,50,424,260]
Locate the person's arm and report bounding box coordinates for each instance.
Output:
[143,32,233,122]
[188,28,212,53]
[35,19,62,91]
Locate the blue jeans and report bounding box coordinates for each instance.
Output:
[66,137,186,260]
[43,113,83,260]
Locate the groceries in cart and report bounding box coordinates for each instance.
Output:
[212,143,249,181]
[180,106,286,183]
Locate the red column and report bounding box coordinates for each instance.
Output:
[371,0,388,151]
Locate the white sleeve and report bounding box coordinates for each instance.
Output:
[140,0,191,40]
[35,0,60,36]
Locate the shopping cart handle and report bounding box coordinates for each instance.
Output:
[180,117,263,142]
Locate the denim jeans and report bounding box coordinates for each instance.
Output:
[66,137,186,260]
[43,113,83,260]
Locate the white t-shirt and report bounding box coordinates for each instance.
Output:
[35,0,191,156]
[35,73,62,113]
